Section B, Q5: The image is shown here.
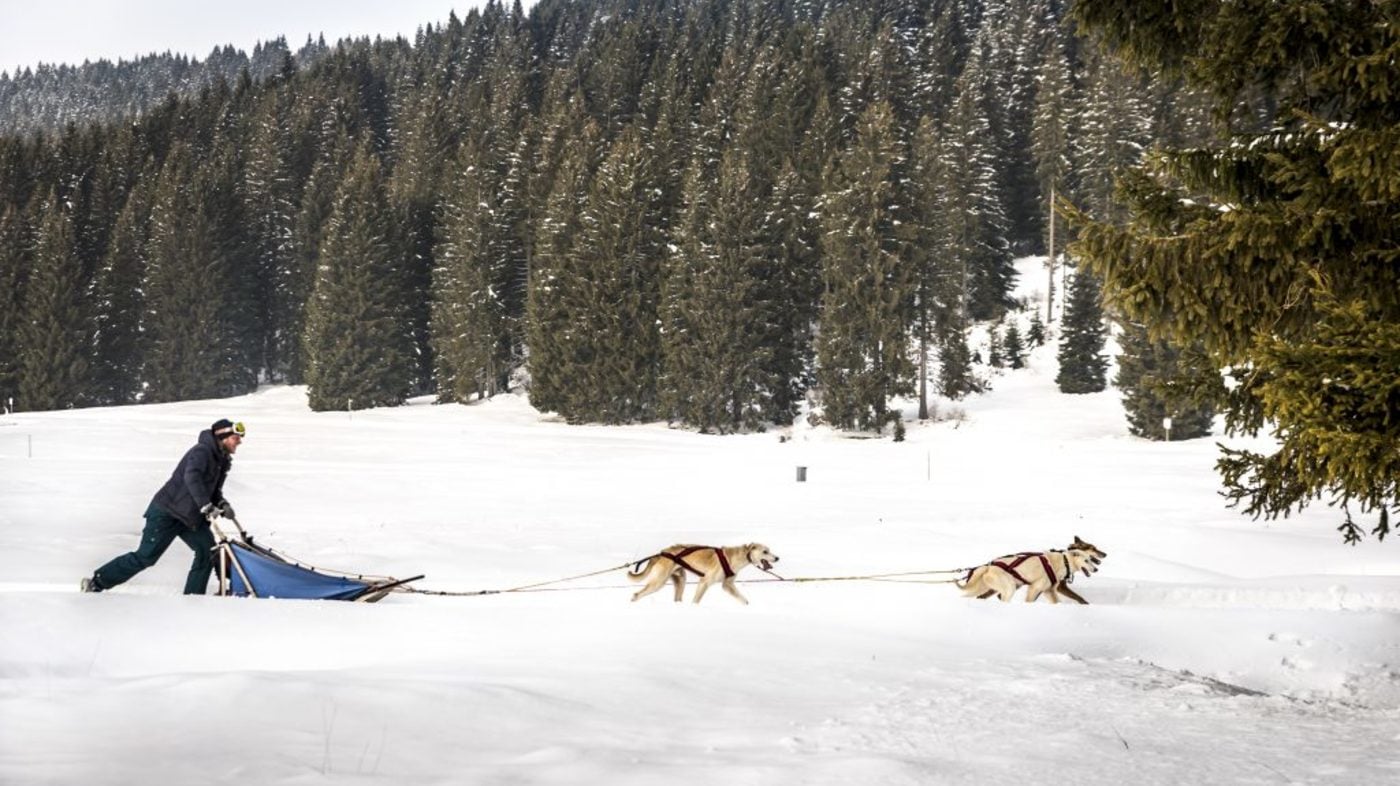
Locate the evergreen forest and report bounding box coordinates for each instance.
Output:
[2,0,1394,540]
[0,36,335,138]
[1,0,1216,431]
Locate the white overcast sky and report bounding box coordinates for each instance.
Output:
[0,1,498,75]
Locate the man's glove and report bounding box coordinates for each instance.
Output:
[200,502,219,522]
[217,500,235,520]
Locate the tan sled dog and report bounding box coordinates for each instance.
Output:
[629,543,779,605]
[958,536,1107,604]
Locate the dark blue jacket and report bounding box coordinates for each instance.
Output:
[150,430,231,528]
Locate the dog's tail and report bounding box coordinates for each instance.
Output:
[956,566,985,595]
[627,556,655,581]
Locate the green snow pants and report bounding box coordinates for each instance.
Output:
[93,503,216,594]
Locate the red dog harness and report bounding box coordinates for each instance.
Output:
[648,546,735,579]
[975,551,1062,586]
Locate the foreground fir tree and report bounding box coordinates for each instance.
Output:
[1116,322,1218,441]
[1069,0,1400,542]
[303,141,414,412]
[1055,267,1108,394]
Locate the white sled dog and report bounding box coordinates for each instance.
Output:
[958,536,1107,604]
[629,543,779,605]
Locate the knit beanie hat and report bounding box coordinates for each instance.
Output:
[211,419,245,439]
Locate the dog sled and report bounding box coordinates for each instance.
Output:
[210,519,422,602]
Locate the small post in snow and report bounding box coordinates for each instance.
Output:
[796,466,807,482]
[1162,416,1173,443]
[348,398,354,421]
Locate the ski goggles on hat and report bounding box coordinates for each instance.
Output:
[214,421,246,439]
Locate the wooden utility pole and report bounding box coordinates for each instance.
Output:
[918,334,929,420]
[1047,184,1056,323]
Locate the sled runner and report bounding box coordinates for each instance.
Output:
[211,520,422,602]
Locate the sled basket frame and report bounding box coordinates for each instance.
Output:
[211,521,422,602]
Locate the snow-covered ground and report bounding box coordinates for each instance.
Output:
[3,262,1398,785]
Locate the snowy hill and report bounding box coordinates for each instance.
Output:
[2,262,1398,785]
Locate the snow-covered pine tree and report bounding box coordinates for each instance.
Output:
[552,125,664,423]
[0,203,32,404]
[1004,320,1026,369]
[908,115,955,417]
[302,139,414,412]
[1028,308,1046,346]
[242,83,305,385]
[1070,0,1400,541]
[90,174,151,405]
[286,109,352,386]
[17,192,90,411]
[941,32,1015,321]
[1072,46,1152,221]
[817,100,915,432]
[660,46,774,433]
[141,145,241,403]
[1115,322,1217,441]
[910,0,975,123]
[1030,2,1074,320]
[525,103,597,419]
[911,115,977,402]
[1055,266,1107,394]
[379,64,443,395]
[989,0,1049,252]
[200,141,263,395]
[937,327,977,400]
[432,137,512,403]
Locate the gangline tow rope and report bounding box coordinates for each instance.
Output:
[394,562,972,598]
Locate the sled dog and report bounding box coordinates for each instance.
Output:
[629,543,779,605]
[958,536,1107,604]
